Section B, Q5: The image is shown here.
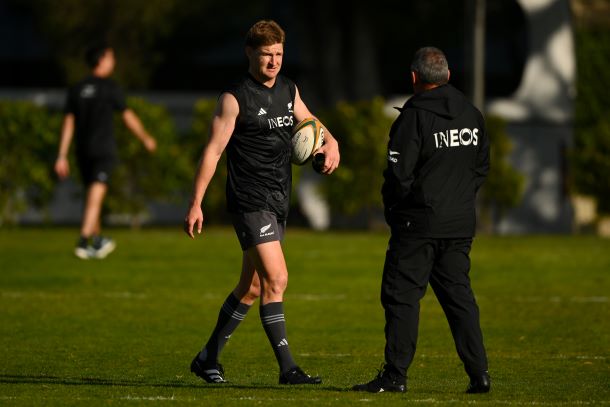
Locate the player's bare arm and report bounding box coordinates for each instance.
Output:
[54,113,75,179]
[184,93,239,238]
[122,109,157,152]
[293,86,340,174]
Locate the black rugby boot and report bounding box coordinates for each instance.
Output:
[466,371,491,393]
[190,353,227,383]
[352,364,406,393]
[279,366,322,385]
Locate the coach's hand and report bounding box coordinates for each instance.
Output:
[184,205,204,238]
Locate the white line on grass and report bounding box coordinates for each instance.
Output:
[398,400,609,405]
[510,296,608,303]
[120,395,178,401]
[4,291,604,304]
[551,355,607,360]
[103,291,147,299]
[1,395,608,404]
[201,293,222,299]
[290,293,347,301]
[1,291,146,300]
[571,296,608,303]
[231,396,320,402]
[415,353,608,361]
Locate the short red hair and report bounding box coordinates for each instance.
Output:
[245,20,285,48]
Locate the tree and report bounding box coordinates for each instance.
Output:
[479,115,524,230]
[15,0,187,87]
[105,97,192,226]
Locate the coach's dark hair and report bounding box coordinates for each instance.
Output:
[411,47,449,85]
[245,20,285,48]
[85,42,110,69]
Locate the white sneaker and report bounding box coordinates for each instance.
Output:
[74,245,95,259]
[92,237,116,259]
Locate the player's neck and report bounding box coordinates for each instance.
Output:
[92,71,111,79]
[249,69,276,88]
[92,65,113,78]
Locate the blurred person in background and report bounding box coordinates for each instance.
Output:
[353,46,490,394]
[54,43,157,259]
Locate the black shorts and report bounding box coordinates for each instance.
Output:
[77,156,116,186]
[231,210,286,251]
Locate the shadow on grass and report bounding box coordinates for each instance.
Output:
[0,374,348,392]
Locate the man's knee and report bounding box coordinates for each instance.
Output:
[263,273,287,297]
[235,279,261,302]
[245,281,262,301]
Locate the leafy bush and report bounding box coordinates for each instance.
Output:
[180,98,231,223]
[0,101,61,225]
[318,97,394,218]
[106,97,192,224]
[479,115,524,226]
[0,96,524,230]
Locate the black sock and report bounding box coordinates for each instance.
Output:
[200,293,250,362]
[77,236,89,248]
[260,302,296,373]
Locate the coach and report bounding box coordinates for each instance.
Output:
[353,47,491,394]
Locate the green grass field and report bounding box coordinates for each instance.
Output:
[1,228,608,405]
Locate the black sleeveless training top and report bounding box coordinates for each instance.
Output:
[224,73,296,220]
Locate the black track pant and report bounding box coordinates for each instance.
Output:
[381,232,488,379]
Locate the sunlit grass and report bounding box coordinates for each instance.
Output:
[1,228,608,405]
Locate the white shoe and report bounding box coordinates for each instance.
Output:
[92,237,116,259]
[74,246,95,259]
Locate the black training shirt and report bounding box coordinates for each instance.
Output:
[382,84,490,237]
[64,76,127,158]
[224,74,296,219]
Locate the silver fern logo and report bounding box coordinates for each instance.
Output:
[260,223,275,237]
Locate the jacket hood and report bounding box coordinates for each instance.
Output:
[401,84,468,120]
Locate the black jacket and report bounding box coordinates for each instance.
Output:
[381,84,490,237]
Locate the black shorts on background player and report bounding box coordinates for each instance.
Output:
[77,156,116,185]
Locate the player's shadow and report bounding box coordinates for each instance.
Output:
[0,374,347,391]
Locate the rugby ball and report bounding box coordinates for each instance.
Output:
[291,117,324,165]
